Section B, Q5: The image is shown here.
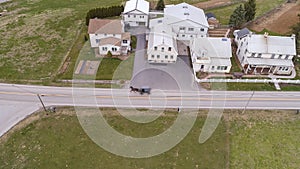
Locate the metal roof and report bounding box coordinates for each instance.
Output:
[148,23,177,50]
[236,28,250,39]
[248,34,297,55]
[164,3,209,27]
[247,58,294,67]
[123,0,149,14]
[191,37,232,59]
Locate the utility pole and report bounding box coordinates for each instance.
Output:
[242,91,255,114]
[37,94,47,111]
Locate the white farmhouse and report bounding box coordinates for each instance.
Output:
[163,3,209,41]
[190,37,232,73]
[147,24,178,63]
[88,19,131,55]
[122,0,149,27]
[234,28,297,75]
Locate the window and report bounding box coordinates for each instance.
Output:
[165,55,168,59]
[128,15,130,18]
[168,47,172,51]
[151,55,154,58]
[279,54,282,59]
[122,40,128,44]
[217,66,221,70]
[184,13,189,16]
[188,28,194,31]
[212,66,215,70]
[140,16,144,18]
[96,39,100,43]
[104,33,107,36]
[285,55,289,59]
[244,49,248,54]
[238,49,240,54]
[113,34,115,37]
[134,15,136,18]
[170,55,174,59]
[161,47,164,52]
[182,6,188,8]
[271,54,275,59]
[241,42,243,46]
[154,46,157,51]
[285,67,289,71]
[200,28,205,32]
[102,47,107,51]
[224,66,228,70]
[279,67,282,71]
[112,47,117,52]
[157,55,160,59]
[251,53,255,57]
[190,35,193,38]
[258,53,262,58]
[182,34,185,37]
[200,65,204,69]
[179,27,185,31]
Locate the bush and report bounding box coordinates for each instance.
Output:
[106,51,112,58]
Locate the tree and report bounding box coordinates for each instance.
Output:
[244,0,256,22]
[229,5,246,28]
[292,14,300,54]
[155,0,165,10]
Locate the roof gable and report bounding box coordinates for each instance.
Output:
[164,2,209,27]
[123,0,149,14]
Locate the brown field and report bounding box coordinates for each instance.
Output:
[249,2,300,34]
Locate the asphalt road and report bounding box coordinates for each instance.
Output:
[1,83,300,136]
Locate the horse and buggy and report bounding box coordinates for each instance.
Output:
[130,86,151,95]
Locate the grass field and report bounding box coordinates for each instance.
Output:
[0,0,122,81]
[1,108,300,168]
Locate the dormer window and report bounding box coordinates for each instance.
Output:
[168,47,172,51]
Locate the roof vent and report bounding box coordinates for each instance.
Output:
[182,6,188,9]
[184,13,189,15]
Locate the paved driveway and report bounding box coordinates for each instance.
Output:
[130,33,201,91]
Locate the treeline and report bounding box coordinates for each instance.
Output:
[86,5,124,26]
[292,14,300,54]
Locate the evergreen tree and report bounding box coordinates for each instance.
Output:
[244,0,256,22]
[229,5,246,28]
[155,0,165,10]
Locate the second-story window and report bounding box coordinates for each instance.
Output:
[200,28,205,31]
[168,47,172,51]
[258,53,262,58]
[179,27,185,31]
[161,47,164,52]
[122,40,128,44]
[188,28,194,31]
[154,46,157,51]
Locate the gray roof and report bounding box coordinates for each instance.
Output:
[236,28,250,39]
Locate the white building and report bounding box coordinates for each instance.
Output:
[88,19,131,55]
[190,37,232,73]
[234,28,297,75]
[163,3,209,41]
[122,0,149,27]
[147,24,178,63]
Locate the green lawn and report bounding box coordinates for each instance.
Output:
[0,108,227,169]
[0,0,122,81]
[1,108,300,168]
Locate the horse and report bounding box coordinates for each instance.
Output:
[130,86,139,93]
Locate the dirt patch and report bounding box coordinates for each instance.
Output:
[194,0,231,9]
[249,2,300,34]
